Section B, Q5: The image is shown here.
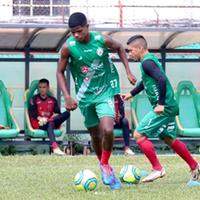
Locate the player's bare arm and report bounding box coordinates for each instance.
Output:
[57,45,77,111]
[104,35,137,85]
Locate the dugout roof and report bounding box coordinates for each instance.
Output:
[0,24,200,52]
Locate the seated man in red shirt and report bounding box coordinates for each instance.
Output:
[28,78,70,155]
[114,94,135,155]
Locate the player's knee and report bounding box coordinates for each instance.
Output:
[90,133,101,141]
[133,130,143,141]
[103,127,113,136]
[163,136,174,146]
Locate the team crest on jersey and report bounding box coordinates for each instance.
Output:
[84,77,89,82]
[69,41,76,46]
[81,66,89,74]
[96,47,103,56]
[95,35,101,41]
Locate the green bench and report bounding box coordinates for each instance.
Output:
[131,92,152,133]
[0,80,20,138]
[175,81,200,137]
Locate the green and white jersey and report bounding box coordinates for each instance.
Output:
[67,31,120,106]
[140,53,179,116]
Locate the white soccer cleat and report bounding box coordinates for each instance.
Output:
[191,164,200,181]
[142,168,166,183]
[52,147,65,156]
[124,148,135,156]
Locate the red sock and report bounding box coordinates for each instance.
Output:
[51,142,58,150]
[100,150,111,165]
[171,139,198,170]
[137,137,162,171]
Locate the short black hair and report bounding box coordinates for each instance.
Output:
[39,78,49,86]
[68,12,87,28]
[127,35,147,49]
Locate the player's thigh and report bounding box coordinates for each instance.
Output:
[95,97,115,119]
[159,117,177,141]
[136,111,170,138]
[95,98,115,133]
[79,104,99,128]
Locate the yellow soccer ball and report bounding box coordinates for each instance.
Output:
[74,169,98,191]
[119,165,141,184]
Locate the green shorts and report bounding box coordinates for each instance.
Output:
[79,97,115,128]
[136,111,177,140]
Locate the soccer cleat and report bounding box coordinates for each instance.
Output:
[142,168,166,183]
[100,164,112,185]
[109,174,122,190]
[187,180,200,187]
[124,148,135,156]
[100,164,121,190]
[52,147,65,156]
[191,164,200,181]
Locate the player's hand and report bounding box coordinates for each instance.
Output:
[38,117,48,126]
[127,72,137,85]
[37,116,42,121]
[43,117,48,125]
[65,96,77,111]
[122,93,133,101]
[37,116,43,126]
[154,105,164,114]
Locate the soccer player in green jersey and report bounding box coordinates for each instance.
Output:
[57,12,136,190]
[124,35,200,183]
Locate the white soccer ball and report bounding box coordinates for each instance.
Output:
[74,169,98,191]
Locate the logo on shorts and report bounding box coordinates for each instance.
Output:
[107,99,114,110]
[96,47,103,56]
[84,77,89,82]
[69,41,76,46]
[81,66,89,74]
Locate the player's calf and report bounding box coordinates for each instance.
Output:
[166,138,198,171]
[135,131,163,171]
[164,137,200,182]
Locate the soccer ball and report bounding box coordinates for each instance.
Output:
[74,169,98,191]
[119,165,141,184]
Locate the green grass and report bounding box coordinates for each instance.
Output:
[0,155,200,200]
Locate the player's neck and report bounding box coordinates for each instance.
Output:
[140,50,149,61]
[83,32,90,43]
[40,94,47,99]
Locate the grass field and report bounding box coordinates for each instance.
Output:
[0,155,200,200]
